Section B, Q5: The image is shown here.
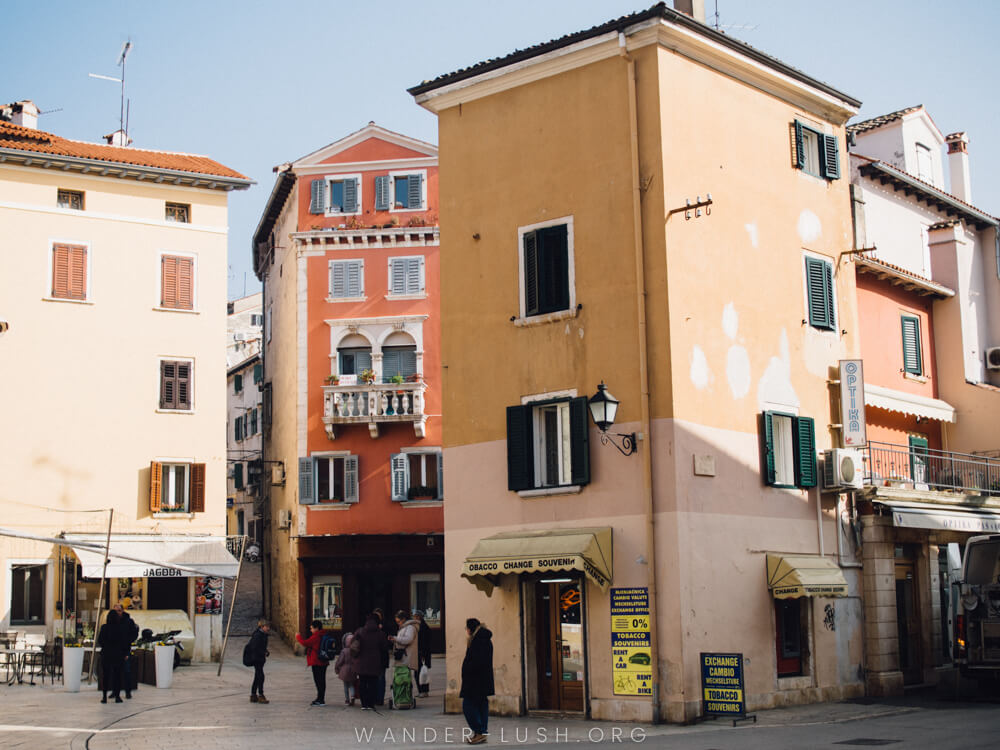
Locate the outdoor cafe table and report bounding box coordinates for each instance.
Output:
[1,647,41,685]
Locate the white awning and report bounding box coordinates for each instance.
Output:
[64,534,240,579]
[864,384,956,423]
[876,500,1000,534]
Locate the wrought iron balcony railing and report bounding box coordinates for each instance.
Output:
[864,440,1000,496]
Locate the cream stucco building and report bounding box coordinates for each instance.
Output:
[0,102,251,660]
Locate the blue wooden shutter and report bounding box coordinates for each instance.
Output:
[375,176,390,211]
[523,231,539,316]
[793,416,817,488]
[390,259,406,295]
[298,457,315,504]
[901,316,922,374]
[343,178,358,213]
[407,173,423,209]
[436,453,443,500]
[347,261,362,297]
[569,397,591,486]
[356,350,372,373]
[820,134,840,179]
[310,179,326,214]
[762,411,777,485]
[391,453,409,501]
[383,349,400,382]
[344,455,359,503]
[794,121,806,170]
[806,258,834,330]
[506,404,534,491]
[411,257,424,294]
[234,462,244,490]
[330,262,345,297]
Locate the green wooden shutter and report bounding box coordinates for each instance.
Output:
[375,176,390,211]
[250,407,258,435]
[762,411,777,485]
[253,363,262,383]
[901,316,922,374]
[344,455,359,503]
[523,231,539,316]
[806,258,835,330]
[793,416,817,488]
[234,462,244,490]
[794,121,806,170]
[391,453,409,501]
[506,404,534,491]
[821,134,840,179]
[298,457,315,504]
[310,179,326,214]
[343,178,358,213]
[235,373,243,393]
[436,453,443,500]
[569,396,591,486]
[407,173,422,209]
[234,416,242,442]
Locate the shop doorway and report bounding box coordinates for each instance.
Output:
[524,578,585,712]
[894,548,922,684]
[357,572,393,631]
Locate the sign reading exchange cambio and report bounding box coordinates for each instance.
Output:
[700,652,746,716]
[611,587,652,697]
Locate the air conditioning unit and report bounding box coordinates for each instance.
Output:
[271,464,286,486]
[986,346,1000,370]
[234,332,246,342]
[277,508,292,529]
[822,449,864,490]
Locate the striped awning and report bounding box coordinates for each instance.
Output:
[766,554,849,599]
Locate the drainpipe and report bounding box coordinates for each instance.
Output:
[619,31,661,725]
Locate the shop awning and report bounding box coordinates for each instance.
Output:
[64,534,240,579]
[875,499,1000,534]
[766,554,848,599]
[461,527,612,596]
[864,383,956,423]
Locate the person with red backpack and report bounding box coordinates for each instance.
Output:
[296,619,331,706]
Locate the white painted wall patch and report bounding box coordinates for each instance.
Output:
[797,210,822,243]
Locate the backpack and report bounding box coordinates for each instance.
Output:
[242,639,254,667]
[317,633,337,663]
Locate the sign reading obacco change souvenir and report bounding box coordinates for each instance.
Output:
[610,587,652,696]
[700,652,746,716]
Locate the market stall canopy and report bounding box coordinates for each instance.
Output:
[874,499,1000,534]
[64,533,240,579]
[461,527,612,596]
[766,554,848,599]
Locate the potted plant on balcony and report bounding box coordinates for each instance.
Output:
[407,485,436,502]
[408,372,423,383]
[325,374,339,386]
[360,368,376,384]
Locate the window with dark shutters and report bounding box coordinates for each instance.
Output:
[762,411,816,488]
[310,179,326,214]
[160,360,192,410]
[506,397,590,491]
[375,175,390,211]
[805,257,835,331]
[901,316,922,375]
[234,373,243,393]
[189,463,206,512]
[523,224,569,317]
[234,462,244,490]
[51,243,87,300]
[253,364,263,384]
[793,120,840,180]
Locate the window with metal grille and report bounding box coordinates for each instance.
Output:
[57,189,84,210]
[165,202,190,223]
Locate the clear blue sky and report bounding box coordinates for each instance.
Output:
[6,1,998,300]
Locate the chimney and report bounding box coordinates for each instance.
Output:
[8,100,39,129]
[674,0,706,23]
[104,129,133,147]
[945,132,971,203]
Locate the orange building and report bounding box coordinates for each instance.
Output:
[253,124,444,649]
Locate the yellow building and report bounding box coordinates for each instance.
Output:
[411,5,864,722]
[0,102,251,659]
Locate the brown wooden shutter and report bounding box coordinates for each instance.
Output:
[149,461,163,512]
[189,463,206,512]
[176,362,191,409]
[52,244,70,298]
[176,258,193,310]
[161,256,178,307]
[68,246,87,299]
[160,361,176,409]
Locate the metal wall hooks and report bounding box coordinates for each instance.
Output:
[668,193,713,220]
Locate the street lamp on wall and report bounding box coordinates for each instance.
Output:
[588,382,636,456]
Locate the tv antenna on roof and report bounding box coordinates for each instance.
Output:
[88,39,132,143]
[711,1,758,33]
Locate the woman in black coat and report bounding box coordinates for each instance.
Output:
[354,615,388,710]
[247,620,271,704]
[460,618,494,744]
[97,609,127,704]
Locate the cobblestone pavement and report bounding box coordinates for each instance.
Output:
[222,559,264,637]
[1,640,993,750]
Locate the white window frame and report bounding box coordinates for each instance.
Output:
[328,258,366,301]
[324,172,362,217]
[155,250,199,314]
[7,559,52,628]
[802,251,840,337]
[312,450,354,504]
[532,401,573,488]
[44,238,93,304]
[386,255,426,299]
[156,355,196,414]
[515,216,576,325]
[266,304,272,343]
[56,188,84,211]
[160,462,191,512]
[399,447,442,501]
[250,313,263,327]
[388,169,428,213]
[771,413,796,487]
[410,573,442,628]
[800,128,820,177]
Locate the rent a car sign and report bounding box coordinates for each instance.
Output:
[611,587,651,696]
[700,652,747,716]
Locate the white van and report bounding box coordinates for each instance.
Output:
[956,534,1000,685]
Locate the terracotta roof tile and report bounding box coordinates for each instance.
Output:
[847,105,922,136]
[0,121,247,180]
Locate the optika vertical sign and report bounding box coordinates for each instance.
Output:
[839,360,866,447]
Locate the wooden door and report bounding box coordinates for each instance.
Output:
[895,560,922,684]
[533,580,584,712]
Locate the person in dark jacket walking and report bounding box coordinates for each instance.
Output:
[372,607,389,705]
[115,603,139,699]
[354,615,388,710]
[98,609,128,704]
[460,618,494,745]
[296,619,329,706]
[414,611,432,696]
[247,620,271,704]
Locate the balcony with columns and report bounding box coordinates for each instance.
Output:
[322,380,427,439]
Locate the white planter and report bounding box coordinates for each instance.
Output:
[63,647,84,692]
[154,645,174,689]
